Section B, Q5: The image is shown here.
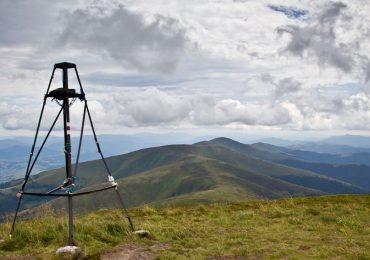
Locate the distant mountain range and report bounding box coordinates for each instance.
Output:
[255,134,370,154]
[2,133,370,183]
[1,136,370,218]
[0,133,198,184]
[322,134,370,147]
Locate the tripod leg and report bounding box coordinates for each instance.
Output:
[10,195,23,238]
[115,189,135,232]
[20,67,56,191]
[9,72,55,237]
[85,101,136,232]
[9,94,62,238]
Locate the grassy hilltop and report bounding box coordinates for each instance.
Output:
[1,194,369,259]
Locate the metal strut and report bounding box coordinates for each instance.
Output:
[85,102,135,232]
[20,185,117,197]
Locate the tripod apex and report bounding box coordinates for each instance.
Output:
[54,62,76,69]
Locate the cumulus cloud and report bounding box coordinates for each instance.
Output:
[0,102,37,130]
[279,89,370,130]
[0,98,71,132]
[3,0,370,135]
[90,88,292,128]
[3,82,370,133]
[274,77,302,97]
[260,73,302,98]
[56,4,186,73]
[115,88,191,126]
[259,74,302,97]
[207,99,292,126]
[277,1,354,72]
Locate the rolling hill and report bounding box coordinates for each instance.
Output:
[209,137,370,191]
[0,133,196,185]
[1,138,368,217]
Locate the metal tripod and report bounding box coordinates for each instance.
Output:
[10,62,135,246]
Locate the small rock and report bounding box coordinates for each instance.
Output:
[133,230,150,237]
[56,246,81,258]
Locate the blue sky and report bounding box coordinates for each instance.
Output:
[1,0,370,138]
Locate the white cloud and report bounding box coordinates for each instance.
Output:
[276,2,354,72]
[85,88,292,128]
[115,88,191,126]
[56,4,187,73]
[0,102,39,130]
[191,98,292,126]
[279,90,370,130]
[1,0,370,135]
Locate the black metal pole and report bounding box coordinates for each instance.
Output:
[62,65,74,246]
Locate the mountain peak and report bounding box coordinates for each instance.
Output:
[210,137,241,144]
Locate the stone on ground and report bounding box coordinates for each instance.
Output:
[133,229,150,237]
[55,246,81,258]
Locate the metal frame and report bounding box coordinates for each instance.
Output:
[10,62,135,246]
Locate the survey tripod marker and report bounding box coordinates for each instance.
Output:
[9,62,136,247]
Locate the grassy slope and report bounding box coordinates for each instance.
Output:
[212,138,370,191]
[278,159,370,191]
[0,145,193,215]
[206,138,368,193]
[0,194,369,259]
[28,157,323,215]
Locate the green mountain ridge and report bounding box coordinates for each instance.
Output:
[40,156,324,214]
[210,137,370,191]
[0,138,367,217]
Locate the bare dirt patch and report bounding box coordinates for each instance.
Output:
[0,257,36,260]
[101,243,169,260]
[207,256,246,260]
